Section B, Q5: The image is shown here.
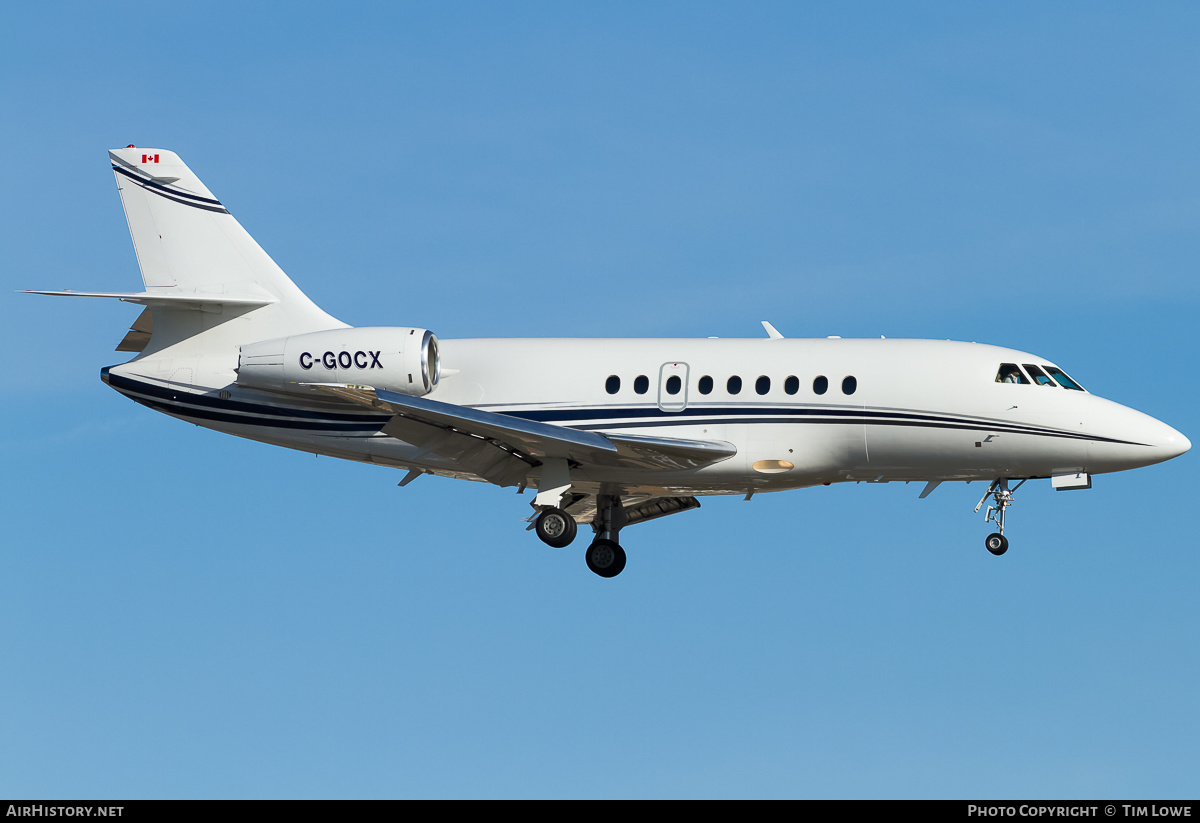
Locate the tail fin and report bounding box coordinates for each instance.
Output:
[106,147,344,352]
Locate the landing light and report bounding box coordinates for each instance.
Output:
[753,460,794,474]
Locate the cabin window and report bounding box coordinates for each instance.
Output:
[756,376,771,395]
[634,375,650,394]
[996,364,1029,384]
[1023,364,1056,386]
[665,375,682,395]
[842,376,857,395]
[813,375,828,395]
[727,376,742,395]
[785,375,799,395]
[605,375,620,394]
[698,375,713,395]
[1045,366,1085,391]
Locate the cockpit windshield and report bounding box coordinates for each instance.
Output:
[1045,366,1085,391]
[995,364,1029,384]
[995,362,1086,392]
[1023,364,1057,386]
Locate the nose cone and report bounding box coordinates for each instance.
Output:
[1088,396,1190,472]
[1159,423,1191,461]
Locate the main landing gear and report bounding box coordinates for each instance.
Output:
[585,539,626,578]
[532,493,627,578]
[534,507,577,549]
[974,478,1027,556]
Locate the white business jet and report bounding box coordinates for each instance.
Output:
[26,148,1190,577]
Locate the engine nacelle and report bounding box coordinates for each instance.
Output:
[238,327,440,396]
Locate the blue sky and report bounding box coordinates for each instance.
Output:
[2,2,1197,798]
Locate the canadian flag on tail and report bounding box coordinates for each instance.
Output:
[141,154,159,164]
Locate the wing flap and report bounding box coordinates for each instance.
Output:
[375,389,618,463]
[381,413,534,487]
[607,432,737,471]
[306,384,736,480]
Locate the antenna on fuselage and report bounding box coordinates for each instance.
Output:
[761,321,784,339]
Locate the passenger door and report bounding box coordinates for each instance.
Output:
[657,362,689,412]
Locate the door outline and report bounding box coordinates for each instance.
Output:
[658,362,690,412]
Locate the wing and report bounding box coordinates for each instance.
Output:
[306,384,736,486]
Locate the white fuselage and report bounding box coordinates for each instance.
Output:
[104,335,1188,500]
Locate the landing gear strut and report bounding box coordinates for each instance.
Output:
[586,493,627,578]
[974,478,1026,556]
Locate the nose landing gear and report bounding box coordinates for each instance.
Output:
[985,532,1009,556]
[975,478,1026,556]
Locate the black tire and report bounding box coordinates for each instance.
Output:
[585,539,627,578]
[535,508,577,548]
[985,533,1009,556]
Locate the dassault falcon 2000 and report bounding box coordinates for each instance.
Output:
[26,148,1190,577]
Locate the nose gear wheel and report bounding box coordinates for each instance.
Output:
[974,478,1026,555]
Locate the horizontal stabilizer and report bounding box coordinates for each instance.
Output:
[21,289,277,309]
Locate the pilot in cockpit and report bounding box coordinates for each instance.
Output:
[997,364,1026,384]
